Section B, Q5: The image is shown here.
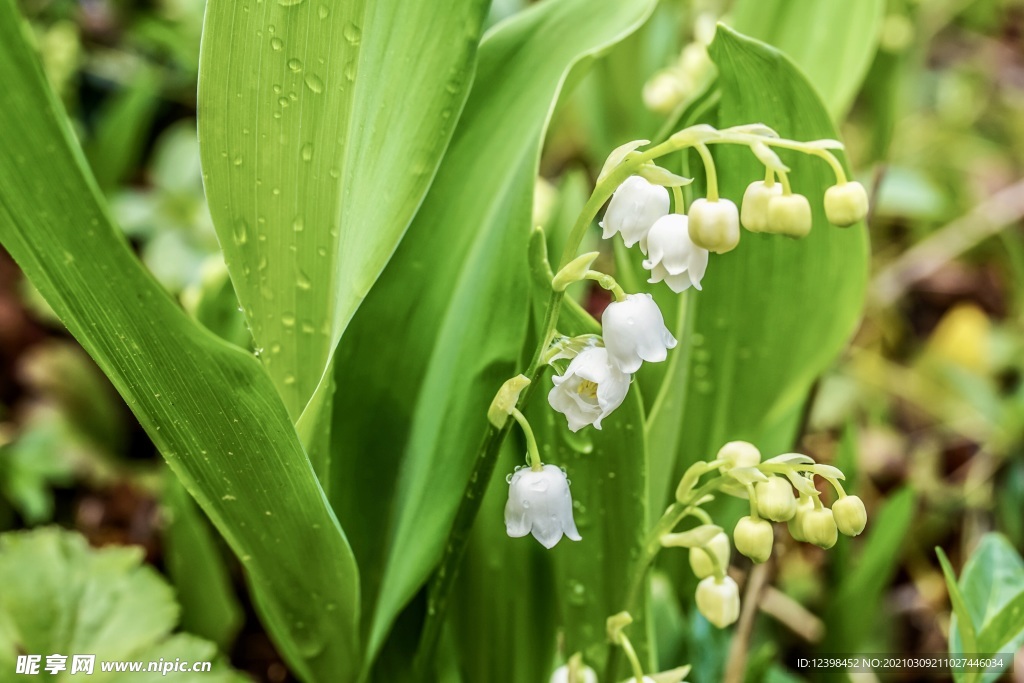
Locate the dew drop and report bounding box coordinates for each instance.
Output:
[283,375,297,385]
[343,22,361,45]
[232,219,249,245]
[278,96,290,108]
[343,61,357,81]
[288,58,303,72]
[317,4,329,18]
[282,313,297,327]
[301,143,314,161]
[297,271,312,290]
[232,154,243,166]
[270,37,284,51]
[292,216,305,232]
[277,0,303,6]
[304,74,324,94]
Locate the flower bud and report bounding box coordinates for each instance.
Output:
[788,495,814,542]
[600,176,670,250]
[765,193,812,238]
[740,180,782,232]
[754,476,797,522]
[733,515,774,563]
[824,181,869,227]
[687,198,740,254]
[689,531,730,579]
[695,576,740,628]
[802,507,839,549]
[717,440,761,469]
[832,495,867,536]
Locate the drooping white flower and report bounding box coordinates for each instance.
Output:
[602,293,677,374]
[600,175,670,252]
[642,214,709,293]
[505,464,582,549]
[548,346,630,432]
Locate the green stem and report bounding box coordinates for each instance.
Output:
[605,477,724,681]
[619,633,647,683]
[671,184,685,213]
[694,143,719,201]
[509,407,542,470]
[584,269,627,301]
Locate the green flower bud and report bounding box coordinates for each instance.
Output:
[695,576,740,628]
[802,507,839,549]
[824,181,869,227]
[740,180,782,232]
[755,476,797,522]
[733,515,774,563]
[717,440,761,469]
[689,531,731,579]
[788,495,814,542]
[832,495,867,536]
[765,193,812,238]
[688,198,740,254]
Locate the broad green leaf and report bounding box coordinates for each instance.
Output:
[648,26,869,508]
[949,533,1024,682]
[0,528,243,682]
[731,0,885,118]
[0,7,358,680]
[197,0,489,427]
[977,591,1024,659]
[331,0,657,663]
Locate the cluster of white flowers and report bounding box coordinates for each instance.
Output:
[504,153,870,550]
[496,128,873,683]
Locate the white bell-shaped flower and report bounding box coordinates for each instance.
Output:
[642,214,709,293]
[505,464,582,549]
[600,175,670,252]
[549,346,630,432]
[602,293,677,374]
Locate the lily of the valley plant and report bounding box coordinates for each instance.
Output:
[479,125,870,681]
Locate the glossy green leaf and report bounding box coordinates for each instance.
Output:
[731,0,885,118]
[331,0,657,663]
[948,534,1024,682]
[197,0,489,428]
[0,6,358,680]
[647,26,870,508]
[0,528,243,682]
[977,591,1024,659]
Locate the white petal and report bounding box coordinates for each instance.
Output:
[602,294,676,373]
[602,176,669,247]
[688,246,709,289]
[664,272,693,293]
